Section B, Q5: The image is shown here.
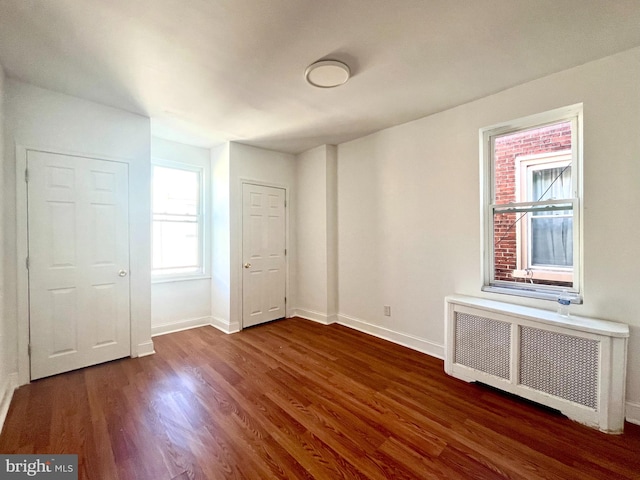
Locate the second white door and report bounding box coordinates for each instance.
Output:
[242,183,286,328]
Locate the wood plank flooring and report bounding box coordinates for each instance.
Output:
[1,318,639,479]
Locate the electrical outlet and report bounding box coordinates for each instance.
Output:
[384,305,391,316]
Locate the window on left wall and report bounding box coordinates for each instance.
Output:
[152,164,204,278]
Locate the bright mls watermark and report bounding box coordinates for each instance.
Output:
[0,455,77,479]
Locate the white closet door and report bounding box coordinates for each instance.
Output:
[28,151,131,379]
[242,183,286,328]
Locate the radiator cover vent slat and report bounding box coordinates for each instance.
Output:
[520,326,598,409]
[454,313,510,380]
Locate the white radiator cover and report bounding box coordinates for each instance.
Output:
[445,295,629,433]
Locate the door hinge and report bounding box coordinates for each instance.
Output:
[25,168,29,183]
[28,344,31,356]
[284,248,287,256]
[284,199,287,208]
[26,256,30,269]
[284,297,287,304]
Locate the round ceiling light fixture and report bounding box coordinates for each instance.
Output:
[304,60,351,88]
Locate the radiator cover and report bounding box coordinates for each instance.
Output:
[445,295,629,433]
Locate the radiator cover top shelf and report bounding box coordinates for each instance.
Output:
[444,295,629,434]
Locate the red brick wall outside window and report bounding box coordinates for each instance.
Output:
[493,122,572,285]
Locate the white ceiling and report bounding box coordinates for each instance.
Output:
[1,0,640,154]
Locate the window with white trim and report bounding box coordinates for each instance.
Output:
[481,105,582,300]
[514,152,573,283]
[152,164,204,277]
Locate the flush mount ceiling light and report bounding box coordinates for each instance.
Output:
[304,60,351,88]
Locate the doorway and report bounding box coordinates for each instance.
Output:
[27,150,131,379]
[241,183,287,328]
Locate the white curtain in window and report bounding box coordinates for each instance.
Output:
[531,166,572,267]
[532,166,571,201]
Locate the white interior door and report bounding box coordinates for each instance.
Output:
[242,183,286,328]
[27,150,131,380]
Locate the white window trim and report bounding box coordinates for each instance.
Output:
[152,159,209,282]
[480,104,583,302]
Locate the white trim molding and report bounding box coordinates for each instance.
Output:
[293,308,337,325]
[211,316,240,334]
[152,316,212,337]
[136,341,156,358]
[626,401,640,426]
[152,316,242,337]
[0,373,18,434]
[336,313,445,359]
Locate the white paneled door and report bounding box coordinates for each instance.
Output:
[27,151,131,380]
[242,183,286,328]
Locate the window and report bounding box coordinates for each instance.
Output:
[152,164,204,278]
[514,152,573,282]
[481,105,582,300]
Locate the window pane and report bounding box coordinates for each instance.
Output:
[152,164,203,277]
[492,210,519,282]
[493,121,572,205]
[532,166,571,204]
[153,221,199,271]
[531,217,573,267]
[153,166,199,215]
[492,209,573,287]
[489,117,575,290]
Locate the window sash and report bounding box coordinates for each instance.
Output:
[153,213,199,222]
[492,199,576,271]
[492,199,574,214]
[481,105,582,298]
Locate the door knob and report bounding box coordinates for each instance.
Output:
[244,263,252,269]
[118,269,128,277]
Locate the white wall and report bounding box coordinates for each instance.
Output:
[211,143,232,332]
[0,62,16,430]
[4,80,153,385]
[294,144,338,323]
[326,145,338,321]
[151,137,212,335]
[228,143,296,329]
[336,47,640,420]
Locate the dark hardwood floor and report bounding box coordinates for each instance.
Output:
[1,318,639,479]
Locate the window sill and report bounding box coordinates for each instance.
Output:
[512,269,572,283]
[152,274,211,284]
[482,285,583,304]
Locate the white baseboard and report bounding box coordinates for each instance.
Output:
[626,401,640,426]
[0,373,18,434]
[136,340,156,357]
[151,315,241,336]
[152,316,213,337]
[337,313,445,360]
[293,308,337,325]
[211,316,240,334]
